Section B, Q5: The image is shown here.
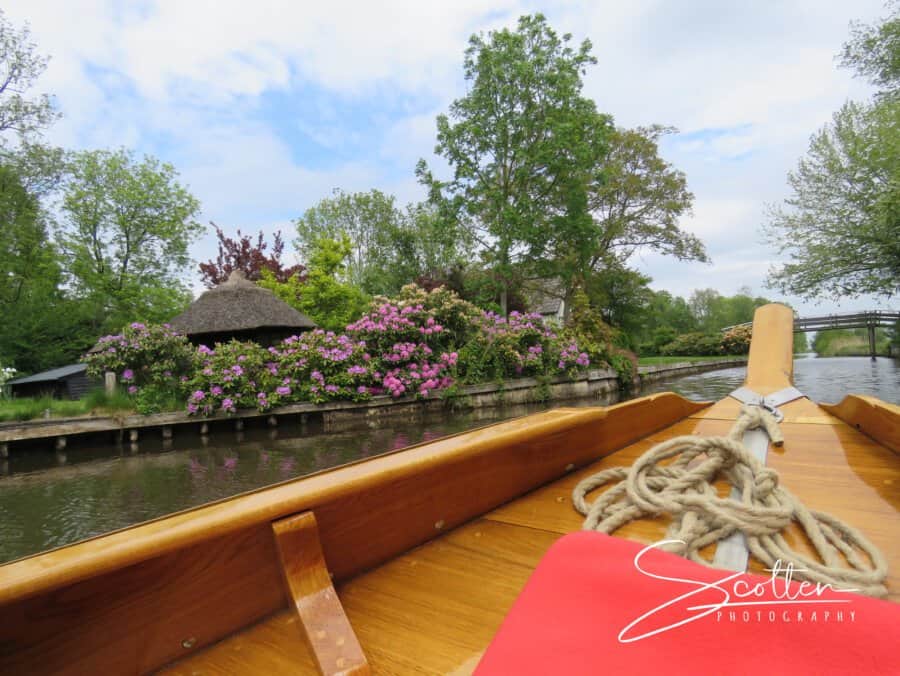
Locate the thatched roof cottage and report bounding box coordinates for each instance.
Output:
[169,271,316,347]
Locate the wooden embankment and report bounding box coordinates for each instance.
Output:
[0,358,746,457]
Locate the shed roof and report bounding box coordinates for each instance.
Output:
[8,363,88,386]
[168,271,316,337]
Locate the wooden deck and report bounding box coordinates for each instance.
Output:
[161,393,900,675]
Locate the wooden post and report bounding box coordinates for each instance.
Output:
[55,436,67,451]
[129,429,139,442]
[200,422,209,436]
[268,415,278,427]
[104,371,117,396]
[235,419,244,432]
[162,426,173,440]
[0,443,7,459]
[868,324,877,361]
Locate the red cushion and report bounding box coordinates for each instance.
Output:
[476,531,900,675]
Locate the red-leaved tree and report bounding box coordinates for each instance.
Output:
[199,223,307,288]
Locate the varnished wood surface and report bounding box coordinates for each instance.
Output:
[744,304,795,394]
[821,394,900,453]
[0,393,706,675]
[272,512,369,675]
[162,394,900,674]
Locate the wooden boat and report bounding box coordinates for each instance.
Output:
[0,304,897,674]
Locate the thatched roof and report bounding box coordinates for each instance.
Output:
[169,271,316,337]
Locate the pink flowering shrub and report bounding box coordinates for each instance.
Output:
[93,286,595,418]
[83,323,194,410]
[269,330,375,404]
[187,340,276,415]
[347,283,480,354]
[458,310,589,382]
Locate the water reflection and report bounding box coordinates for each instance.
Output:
[0,355,896,564]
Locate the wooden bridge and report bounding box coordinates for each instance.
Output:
[723,310,899,359]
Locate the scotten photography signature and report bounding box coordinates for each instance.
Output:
[618,540,858,643]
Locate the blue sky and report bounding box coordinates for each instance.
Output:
[5,0,895,316]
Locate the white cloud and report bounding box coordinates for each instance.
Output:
[2,0,892,312]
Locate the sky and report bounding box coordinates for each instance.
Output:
[4,0,896,317]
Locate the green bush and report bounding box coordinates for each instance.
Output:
[720,325,752,355]
[660,332,723,357]
[83,322,194,401]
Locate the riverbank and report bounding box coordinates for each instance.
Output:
[0,358,745,455]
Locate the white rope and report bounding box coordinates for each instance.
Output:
[572,405,889,597]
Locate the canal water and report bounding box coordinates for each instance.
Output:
[0,355,896,564]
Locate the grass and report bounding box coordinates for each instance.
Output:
[637,355,746,366]
[0,389,136,423]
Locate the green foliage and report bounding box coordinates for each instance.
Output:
[295,191,470,298]
[688,288,772,333]
[294,189,401,294]
[660,332,723,357]
[765,100,900,299]
[549,126,704,315]
[0,9,60,144]
[812,327,892,356]
[261,235,369,331]
[767,9,900,300]
[83,322,194,402]
[0,162,97,372]
[58,148,201,331]
[840,4,900,99]
[418,13,611,314]
[720,325,752,355]
[583,263,654,344]
[0,396,85,422]
[794,332,810,353]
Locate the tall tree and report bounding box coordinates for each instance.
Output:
[532,125,707,319]
[0,9,59,144]
[294,189,402,294]
[841,2,900,99]
[58,149,202,330]
[765,7,900,300]
[0,163,95,371]
[765,100,899,299]
[585,126,705,268]
[417,14,612,315]
[199,224,306,288]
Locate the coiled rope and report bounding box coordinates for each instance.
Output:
[572,405,888,597]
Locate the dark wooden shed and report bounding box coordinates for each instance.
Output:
[7,364,96,400]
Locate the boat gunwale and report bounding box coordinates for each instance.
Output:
[0,393,708,606]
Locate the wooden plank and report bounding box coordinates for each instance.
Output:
[162,519,561,676]
[0,393,706,675]
[272,512,369,675]
[744,303,795,394]
[161,400,900,674]
[821,394,900,453]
